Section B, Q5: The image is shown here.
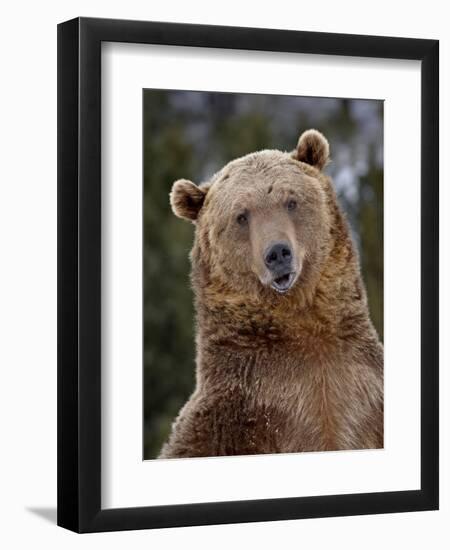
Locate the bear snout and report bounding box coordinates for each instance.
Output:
[264,242,293,272]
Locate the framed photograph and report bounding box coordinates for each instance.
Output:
[57,17,439,532]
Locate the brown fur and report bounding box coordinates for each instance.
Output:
[159,130,383,458]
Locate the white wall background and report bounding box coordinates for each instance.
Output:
[0,1,447,547]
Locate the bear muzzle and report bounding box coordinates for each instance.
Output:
[262,241,298,294]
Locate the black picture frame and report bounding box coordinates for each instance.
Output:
[57,17,439,533]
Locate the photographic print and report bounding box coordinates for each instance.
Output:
[143,90,384,460]
[58,17,438,531]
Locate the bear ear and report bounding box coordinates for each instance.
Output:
[293,129,330,171]
[170,179,208,221]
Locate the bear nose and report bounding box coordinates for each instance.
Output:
[264,242,292,270]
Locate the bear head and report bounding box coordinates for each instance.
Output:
[169,130,342,306]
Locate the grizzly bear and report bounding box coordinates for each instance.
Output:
[159,129,383,458]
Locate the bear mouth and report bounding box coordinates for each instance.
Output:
[271,272,296,294]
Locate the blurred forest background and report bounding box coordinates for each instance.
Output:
[143,90,383,459]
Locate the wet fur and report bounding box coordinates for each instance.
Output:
[160,131,383,458]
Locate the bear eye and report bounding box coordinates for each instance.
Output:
[236,212,248,226]
[287,199,297,211]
